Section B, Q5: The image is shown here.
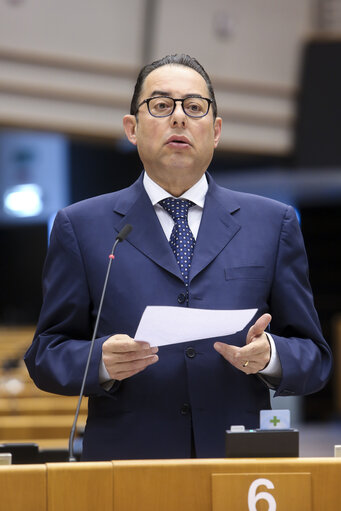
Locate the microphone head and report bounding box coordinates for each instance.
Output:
[116,224,132,242]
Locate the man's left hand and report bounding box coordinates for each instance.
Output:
[213,313,272,374]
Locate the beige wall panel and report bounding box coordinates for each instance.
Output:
[154,0,311,87]
[0,0,312,153]
[0,92,128,139]
[219,120,292,154]
[215,89,294,122]
[151,0,310,153]
[0,59,135,98]
[0,0,143,66]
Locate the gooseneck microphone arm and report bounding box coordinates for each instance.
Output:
[68,224,133,462]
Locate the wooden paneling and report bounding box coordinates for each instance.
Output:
[0,458,340,510]
[0,464,46,511]
[0,396,87,416]
[0,415,86,440]
[0,326,86,450]
[112,458,341,511]
[47,462,113,511]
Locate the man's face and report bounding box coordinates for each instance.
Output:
[123,64,222,195]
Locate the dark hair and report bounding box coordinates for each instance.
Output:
[130,54,217,119]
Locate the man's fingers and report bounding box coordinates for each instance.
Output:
[115,353,159,373]
[213,342,256,374]
[214,341,261,363]
[103,334,153,353]
[246,313,272,344]
[107,346,158,363]
[102,334,159,380]
[214,313,272,374]
[214,335,270,374]
[214,342,239,365]
[240,337,269,358]
[106,354,159,381]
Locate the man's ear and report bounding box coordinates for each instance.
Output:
[123,115,137,146]
[213,117,222,148]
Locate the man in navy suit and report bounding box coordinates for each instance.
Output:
[25,54,332,461]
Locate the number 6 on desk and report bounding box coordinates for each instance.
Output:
[248,478,277,511]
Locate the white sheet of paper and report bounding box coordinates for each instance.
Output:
[134,306,257,347]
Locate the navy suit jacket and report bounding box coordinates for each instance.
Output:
[25,173,332,460]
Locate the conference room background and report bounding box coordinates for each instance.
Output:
[0,0,340,423]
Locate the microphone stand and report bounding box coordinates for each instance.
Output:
[68,225,132,462]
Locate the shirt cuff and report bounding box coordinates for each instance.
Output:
[99,357,115,390]
[258,333,282,378]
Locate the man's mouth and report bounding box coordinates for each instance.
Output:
[166,136,191,147]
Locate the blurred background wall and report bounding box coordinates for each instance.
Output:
[0,0,341,424]
[0,0,313,152]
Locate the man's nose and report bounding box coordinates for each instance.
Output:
[170,102,187,127]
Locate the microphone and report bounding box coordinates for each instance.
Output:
[68,224,132,462]
[116,223,132,242]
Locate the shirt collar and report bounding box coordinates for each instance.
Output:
[143,171,208,208]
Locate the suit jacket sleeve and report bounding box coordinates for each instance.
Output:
[24,209,111,397]
[268,205,332,396]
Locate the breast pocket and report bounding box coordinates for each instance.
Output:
[224,266,267,281]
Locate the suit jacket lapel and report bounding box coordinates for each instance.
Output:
[112,176,182,280]
[190,176,241,282]
[111,173,241,283]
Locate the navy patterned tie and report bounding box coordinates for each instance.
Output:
[159,198,195,288]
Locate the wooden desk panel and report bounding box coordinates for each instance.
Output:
[0,457,340,510]
[112,458,341,511]
[0,464,46,511]
[47,462,113,511]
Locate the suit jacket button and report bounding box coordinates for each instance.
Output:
[180,403,191,415]
[185,347,196,358]
[177,293,186,304]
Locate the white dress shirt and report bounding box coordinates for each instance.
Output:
[143,171,207,240]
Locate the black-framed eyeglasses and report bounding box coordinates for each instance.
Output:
[136,96,212,118]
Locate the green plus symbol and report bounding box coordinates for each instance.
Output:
[270,416,280,427]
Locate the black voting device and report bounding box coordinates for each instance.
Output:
[225,429,299,458]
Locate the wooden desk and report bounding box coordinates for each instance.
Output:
[0,458,340,510]
[0,464,46,510]
[48,462,113,511]
[112,458,341,511]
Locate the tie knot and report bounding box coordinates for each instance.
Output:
[159,198,195,221]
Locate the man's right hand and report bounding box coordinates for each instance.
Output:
[102,334,159,381]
